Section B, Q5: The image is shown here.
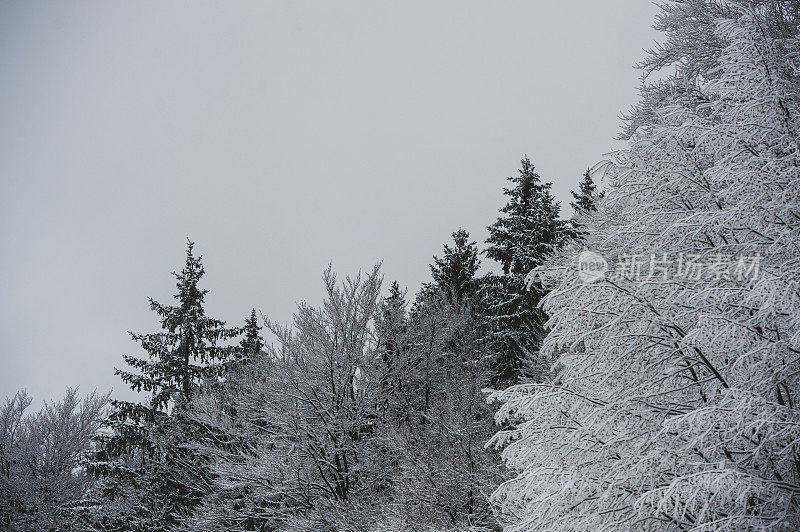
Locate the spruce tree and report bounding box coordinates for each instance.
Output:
[429,229,481,303]
[569,168,602,237]
[237,309,264,363]
[379,281,407,364]
[483,157,568,385]
[376,281,409,421]
[569,168,600,215]
[486,157,566,276]
[115,241,239,413]
[87,240,239,530]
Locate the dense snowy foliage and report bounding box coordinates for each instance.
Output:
[488,2,800,530]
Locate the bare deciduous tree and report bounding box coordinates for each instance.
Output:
[0,388,109,530]
[185,264,383,530]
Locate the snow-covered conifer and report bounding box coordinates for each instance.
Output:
[483,157,568,385]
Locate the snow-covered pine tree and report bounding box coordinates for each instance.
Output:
[430,229,482,303]
[237,308,263,364]
[570,168,600,215]
[380,281,407,358]
[376,281,410,421]
[486,157,566,277]
[117,240,240,413]
[488,1,800,530]
[483,157,569,385]
[569,168,602,238]
[86,240,239,530]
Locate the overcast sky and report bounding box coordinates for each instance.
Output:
[1,1,660,406]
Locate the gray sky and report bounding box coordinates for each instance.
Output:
[0,1,660,406]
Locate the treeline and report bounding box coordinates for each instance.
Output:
[7,2,793,530]
[0,159,599,531]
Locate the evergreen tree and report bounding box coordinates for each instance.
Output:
[384,281,406,319]
[86,240,239,530]
[376,281,410,422]
[116,240,240,412]
[429,229,481,303]
[570,168,600,215]
[569,168,602,237]
[486,156,566,276]
[237,309,264,363]
[483,157,568,385]
[379,281,407,363]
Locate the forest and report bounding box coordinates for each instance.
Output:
[2,1,799,530]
